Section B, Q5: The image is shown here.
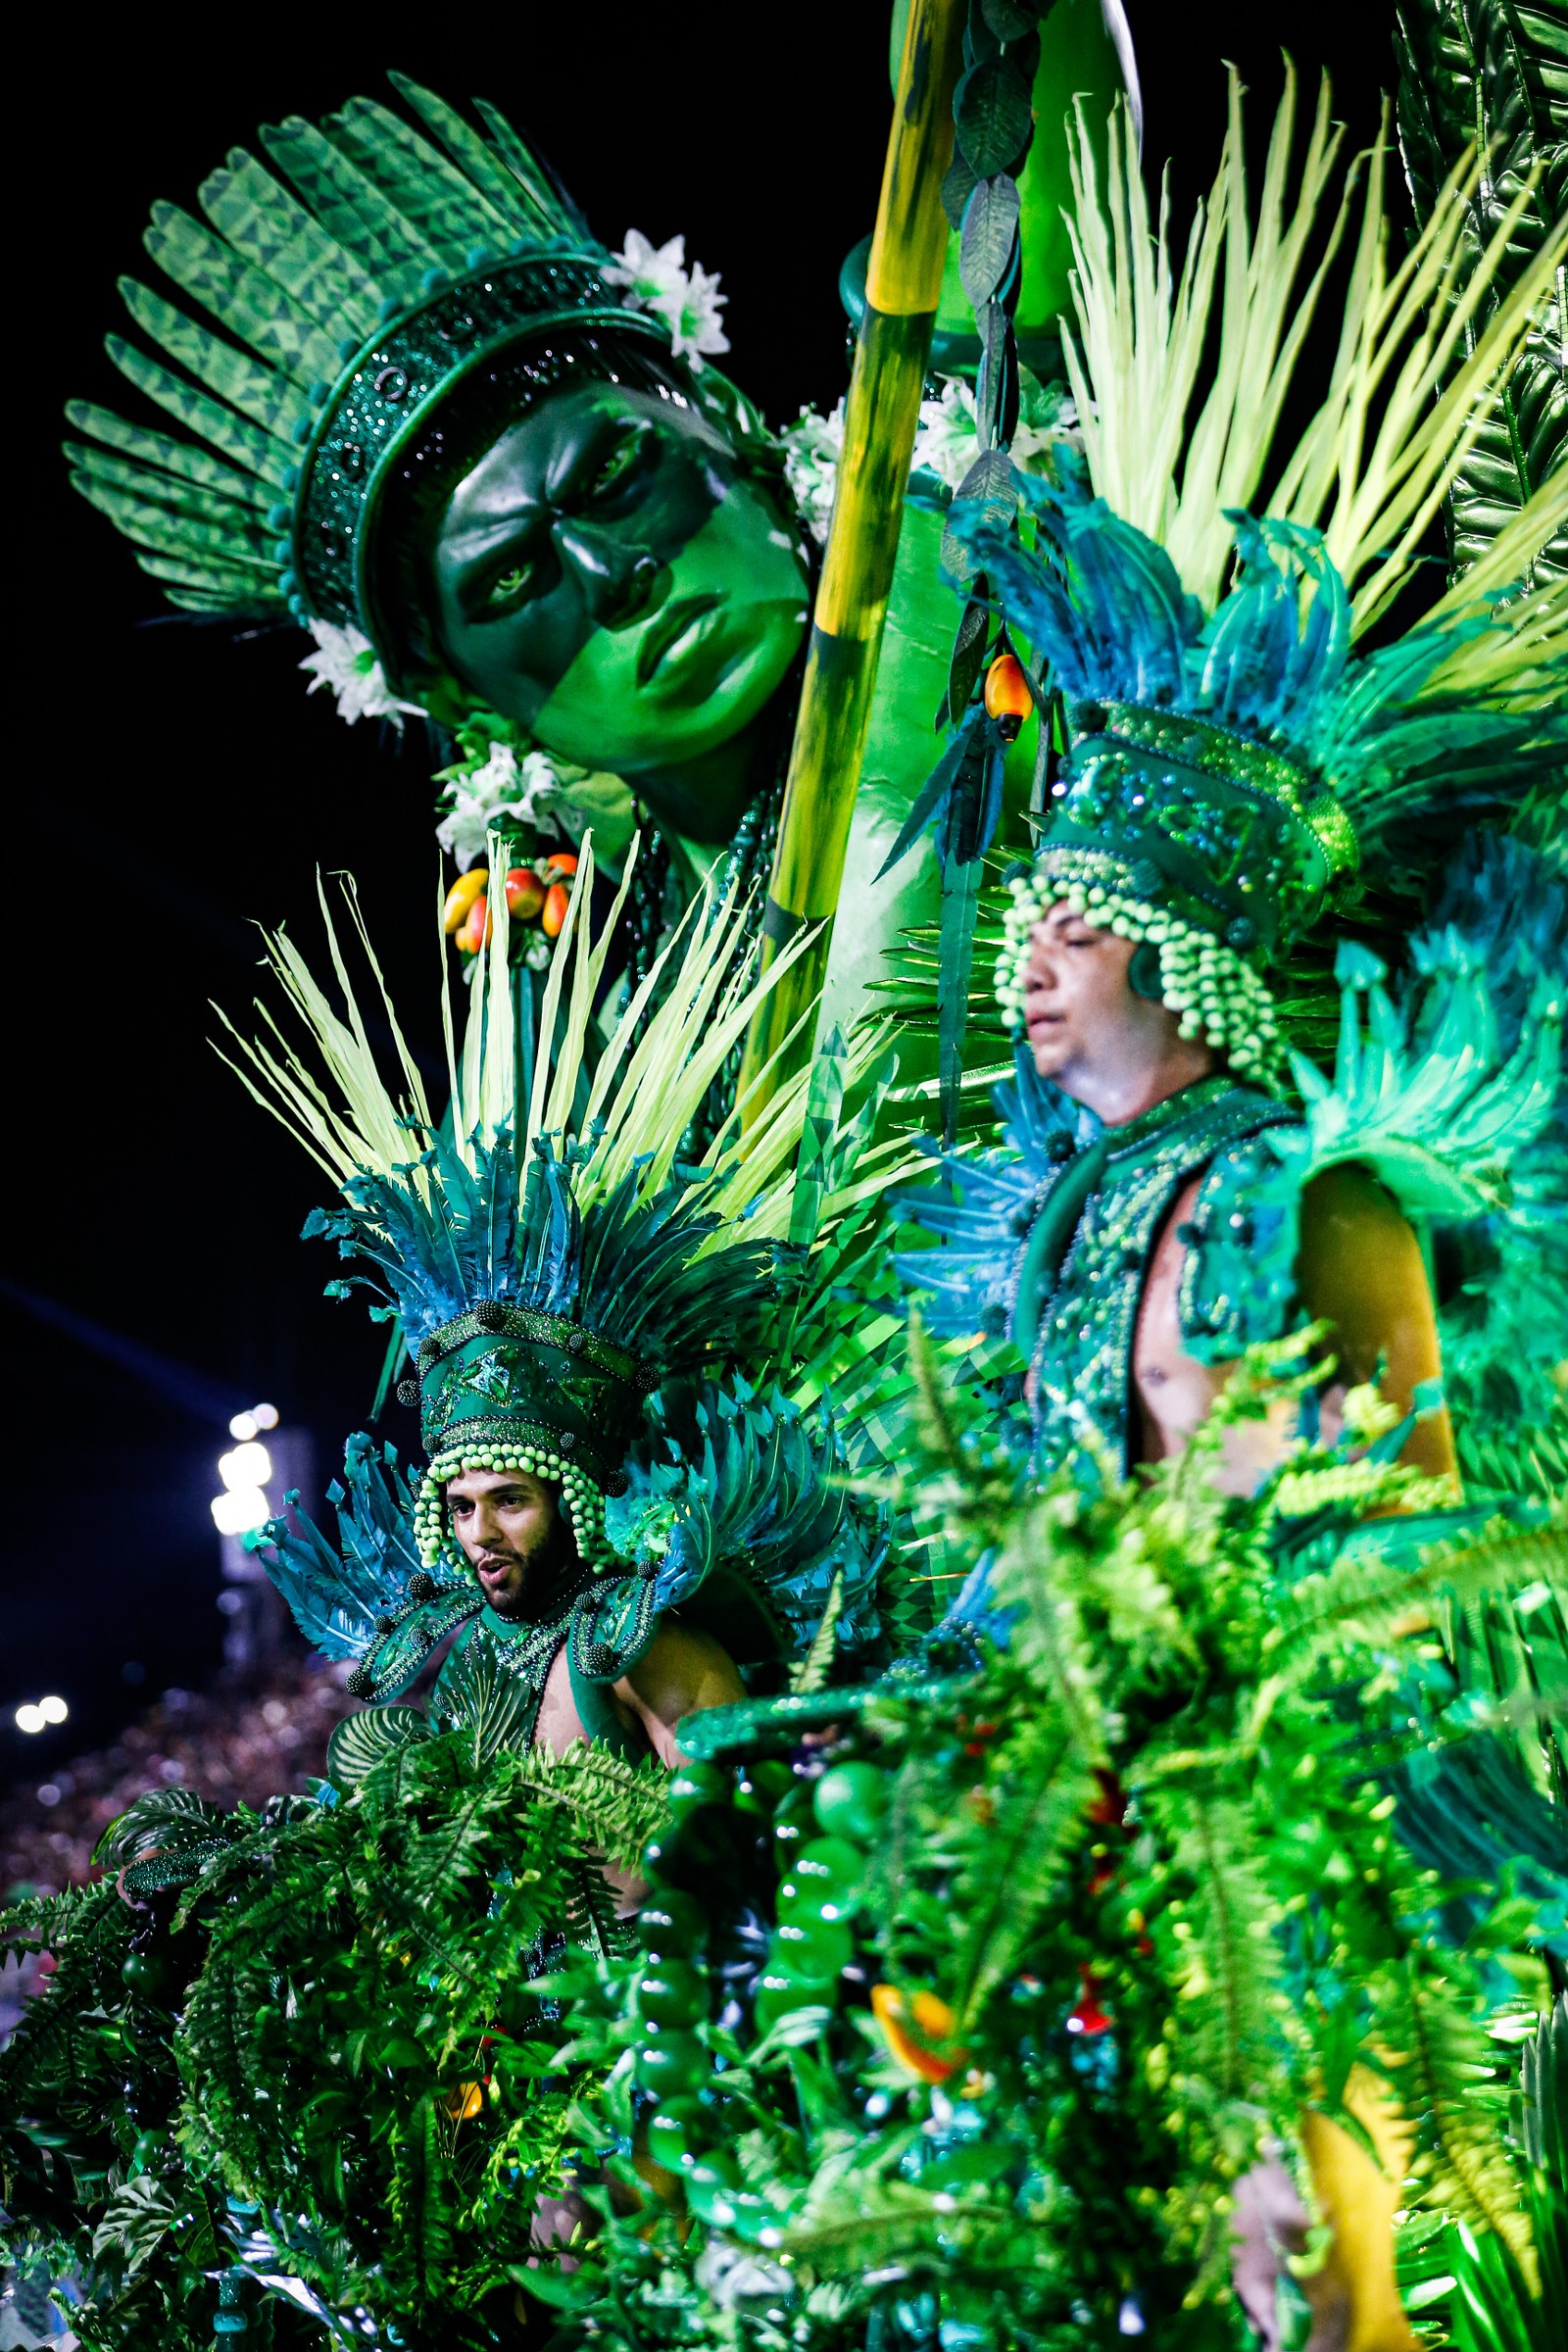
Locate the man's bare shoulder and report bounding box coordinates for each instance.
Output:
[616,1620,746,1765]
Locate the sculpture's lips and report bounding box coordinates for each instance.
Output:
[636,591,723,689]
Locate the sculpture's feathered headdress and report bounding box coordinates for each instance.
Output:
[218,841,897,1579]
[64,75,754,682]
[972,70,1566,1085]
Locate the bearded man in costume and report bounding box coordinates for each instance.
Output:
[222,844,902,1793]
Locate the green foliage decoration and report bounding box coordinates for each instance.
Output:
[1394,0,1568,585]
[528,1339,1568,2352]
[1,1734,666,2348]
[5,1348,1566,2349]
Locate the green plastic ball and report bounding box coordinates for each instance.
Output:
[635,1889,708,1955]
[778,1836,864,1922]
[645,2095,709,2171]
[771,1783,817,1859]
[633,2029,709,2097]
[753,1969,834,2034]
[682,2147,740,2222]
[635,1959,708,2029]
[812,1761,889,1842]
[774,1916,852,1982]
[665,1762,730,1818]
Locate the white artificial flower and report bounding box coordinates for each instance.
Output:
[780,373,1079,543]
[604,229,730,367]
[695,2240,793,2308]
[910,376,983,491]
[911,372,1081,490]
[298,619,424,727]
[779,398,846,546]
[434,744,564,869]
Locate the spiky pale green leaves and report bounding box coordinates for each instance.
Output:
[220,833,904,1269]
[1061,66,1567,633]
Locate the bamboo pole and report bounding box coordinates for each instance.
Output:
[737,0,964,1118]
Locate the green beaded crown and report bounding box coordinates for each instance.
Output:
[64,75,667,660]
[979,77,1566,1089]
[994,692,1361,1086]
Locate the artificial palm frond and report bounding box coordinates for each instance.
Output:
[1266,1514,1568,1673]
[1396,0,1568,590]
[1372,1953,1538,2278]
[213,836,911,1394]
[1061,67,1567,633]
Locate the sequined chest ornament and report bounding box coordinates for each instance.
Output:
[1011,1079,1300,1475]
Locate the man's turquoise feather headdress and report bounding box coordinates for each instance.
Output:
[218,842,899,1585]
[976,72,1567,1085]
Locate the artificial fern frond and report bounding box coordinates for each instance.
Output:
[1145,1786,1282,2107]
[511,1741,670,1871]
[951,1708,1093,2031]
[1373,1952,1536,2280]
[387,2097,454,2313]
[791,1569,846,1694]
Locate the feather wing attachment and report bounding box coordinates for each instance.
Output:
[606,1381,891,1668]
[255,1432,477,1697]
[1181,855,1566,1367]
[258,1431,421,1657]
[891,1046,1098,1344]
[1286,931,1564,1222]
[947,466,1566,875]
[1417,835,1568,1497]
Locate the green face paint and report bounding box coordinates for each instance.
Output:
[431,380,809,773]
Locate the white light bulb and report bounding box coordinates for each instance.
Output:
[38,1695,68,1725]
[219,1441,272,1492]
[228,1410,259,1442]
[252,1401,279,1431]
[211,1485,271,1536]
[14,1704,45,1735]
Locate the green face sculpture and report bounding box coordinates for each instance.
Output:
[428,380,810,827]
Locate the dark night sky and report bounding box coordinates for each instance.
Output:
[5,2,1396,1762]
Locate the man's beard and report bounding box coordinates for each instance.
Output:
[474,1508,578,1618]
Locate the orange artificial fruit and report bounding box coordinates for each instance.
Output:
[456,892,491,956]
[870,1983,967,2084]
[541,880,570,938]
[982,652,1033,742]
[442,867,488,935]
[443,2080,484,2123]
[544,851,579,876]
[504,867,547,920]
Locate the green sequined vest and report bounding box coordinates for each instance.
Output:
[431,1564,669,1759]
[1010,1078,1300,1474]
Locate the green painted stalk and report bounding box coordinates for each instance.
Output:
[738,0,963,1119]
